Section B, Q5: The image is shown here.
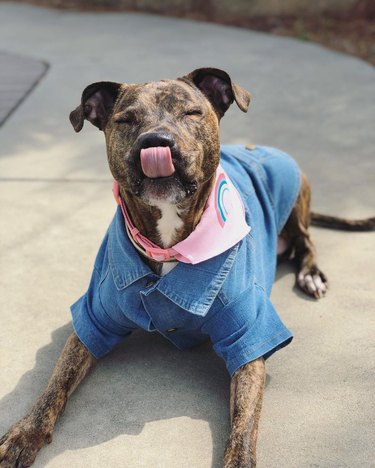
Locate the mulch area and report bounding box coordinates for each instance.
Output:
[216,15,375,66]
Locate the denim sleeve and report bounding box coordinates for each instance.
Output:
[71,266,133,359]
[201,284,293,376]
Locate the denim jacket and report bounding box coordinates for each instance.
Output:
[71,145,300,376]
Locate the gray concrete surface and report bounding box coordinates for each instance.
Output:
[0,3,374,467]
[0,51,47,125]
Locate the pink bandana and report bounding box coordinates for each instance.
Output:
[113,165,250,264]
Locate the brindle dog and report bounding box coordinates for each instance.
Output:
[0,68,374,468]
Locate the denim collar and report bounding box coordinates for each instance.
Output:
[108,206,240,316]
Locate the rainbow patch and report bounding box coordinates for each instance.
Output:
[215,173,230,227]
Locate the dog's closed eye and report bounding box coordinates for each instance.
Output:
[184,109,203,117]
[113,111,138,124]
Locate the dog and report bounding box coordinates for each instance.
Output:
[1,68,374,468]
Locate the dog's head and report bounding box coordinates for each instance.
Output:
[70,68,251,205]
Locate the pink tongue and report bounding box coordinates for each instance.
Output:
[140,146,175,178]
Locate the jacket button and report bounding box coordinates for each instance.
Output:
[246,143,255,150]
[167,328,177,333]
[145,280,155,288]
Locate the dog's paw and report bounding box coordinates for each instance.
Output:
[0,417,50,468]
[297,266,328,299]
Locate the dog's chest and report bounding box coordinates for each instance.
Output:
[154,201,182,276]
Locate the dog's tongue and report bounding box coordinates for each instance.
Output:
[140,146,175,178]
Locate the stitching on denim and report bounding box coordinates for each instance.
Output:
[108,227,149,290]
[218,290,229,306]
[71,310,110,359]
[238,329,291,355]
[227,330,292,375]
[159,243,240,315]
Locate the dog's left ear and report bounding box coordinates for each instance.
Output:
[69,81,122,132]
[182,67,251,118]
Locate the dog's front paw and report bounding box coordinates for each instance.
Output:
[0,416,51,468]
[297,266,328,299]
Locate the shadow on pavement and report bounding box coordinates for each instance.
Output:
[0,322,238,466]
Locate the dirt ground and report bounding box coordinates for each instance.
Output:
[5,0,375,65]
[220,15,375,66]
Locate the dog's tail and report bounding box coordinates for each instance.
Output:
[310,212,375,231]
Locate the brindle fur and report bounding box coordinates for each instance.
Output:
[310,212,375,231]
[1,68,373,467]
[224,358,265,468]
[280,174,329,298]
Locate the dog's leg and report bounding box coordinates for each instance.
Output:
[0,332,95,468]
[223,357,265,468]
[281,173,328,298]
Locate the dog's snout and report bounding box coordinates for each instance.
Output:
[137,132,175,150]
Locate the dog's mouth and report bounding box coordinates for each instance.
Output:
[130,146,197,204]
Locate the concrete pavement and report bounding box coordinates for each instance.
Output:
[0,3,374,467]
[0,51,47,125]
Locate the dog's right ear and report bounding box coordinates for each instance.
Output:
[182,68,251,118]
[69,81,122,132]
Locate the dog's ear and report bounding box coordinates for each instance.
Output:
[182,68,251,118]
[69,81,122,132]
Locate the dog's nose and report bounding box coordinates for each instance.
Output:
[137,132,175,149]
